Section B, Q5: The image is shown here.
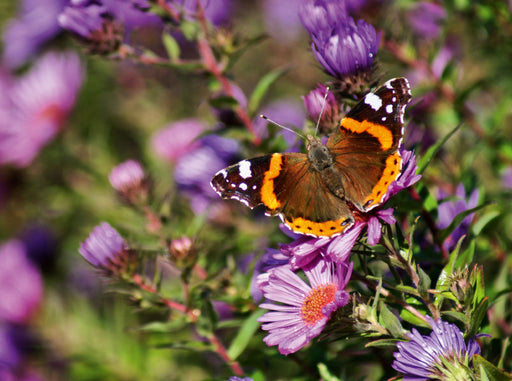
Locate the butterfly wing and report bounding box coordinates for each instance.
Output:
[211,153,354,237]
[326,77,411,211]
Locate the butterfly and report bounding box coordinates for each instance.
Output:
[211,78,411,237]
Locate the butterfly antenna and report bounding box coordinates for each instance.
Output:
[260,115,306,140]
[314,86,330,137]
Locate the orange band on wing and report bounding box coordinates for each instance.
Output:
[261,154,283,210]
[340,117,394,150]
[285,217,351,237]
[364,152,402,208]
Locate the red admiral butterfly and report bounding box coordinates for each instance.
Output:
[211,78,411,237]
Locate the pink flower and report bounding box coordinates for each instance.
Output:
[0,51,84,167]
[258,257,353,355]
[0,241,43,324]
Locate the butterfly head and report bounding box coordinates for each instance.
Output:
[306,134,333,171]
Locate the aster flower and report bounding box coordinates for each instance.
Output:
[262,0,302,43]
[1,0,67,69]
[258,257,353,355]
[0,51,84,168]
[407,2,447,40]
[437,184,479,252]
[170,0,234,26]
[393,316,485,380]
[109,159,151,205]
[174,134,240,214]
[299,1,380,80]
[58,0,161,53]
[79,222,136,275]
[302,84,340,133]
[0,241,43,324]
[253,100,306,151]
[151,118,206,163]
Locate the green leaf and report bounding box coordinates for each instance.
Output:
[473,209,500,235]
[196,297,218,337]
[466,297,488,339]
[473,354,512,381]
[162,33,181,61]
[365,338,402,348]
[379,301,405,338]
[208,95,240,109]
[417,122,462,174]
[227,309,264,360]
[317,363,342,381]
[394,284,420,296]
[248,67,290,116]
[417,266,431,298]
[440,310,469,325]
[455,239,475,269]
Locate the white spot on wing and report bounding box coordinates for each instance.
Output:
[364,93,382,111]
[386,104,394,114]
[238,160,252,179]
[239,183,248,191]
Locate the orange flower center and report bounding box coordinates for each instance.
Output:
[300,283,337,325]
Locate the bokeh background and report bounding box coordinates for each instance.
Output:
[1,1,512,380]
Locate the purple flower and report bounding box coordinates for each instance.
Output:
[79,222,134,274]
[407,2,446,40]
[385,147,422,200]
[262,0,302,43]
[0,241,43,324]
[258,257,353,355]
[300,1,380,80]
[437,184,479,252]
[58,0,161,52]
[174,0,234,26]
[228,377,253,381]
[253,100,306,151]
[109,160,151,205]
[393,316,484,380]
[174,134,240,214]
[1,0,67,69]
[502,166,512,189]
[152,119,206,163]
[0,51,84,168]
[302,83,340,132]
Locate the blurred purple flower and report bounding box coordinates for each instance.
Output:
[393,316,484,380]
[0,51,84,168]
[253,100,305,150]
[174,134,240,214]
[437,184,479,252]
[19,225,57,270]
[502,167,512,189]
[407,2,446,40]
[258,257,352,355]
[152,118,206,163]
[109,159,151,205]
[228,377,253,381]
[79,222,132,272]
[299,0,379,80]
[1,0,67,69]
[302,83,340,132]
[171,0,234,26]
[58,2,111,40]
[262,0,303,43]
[58,0,161,52]
[0,241,43,324]
[0,324,22,368]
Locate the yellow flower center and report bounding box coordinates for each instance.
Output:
[300,283,337,325]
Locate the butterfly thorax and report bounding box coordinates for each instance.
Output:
[306,135,346,200]
[306,135,333,171]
